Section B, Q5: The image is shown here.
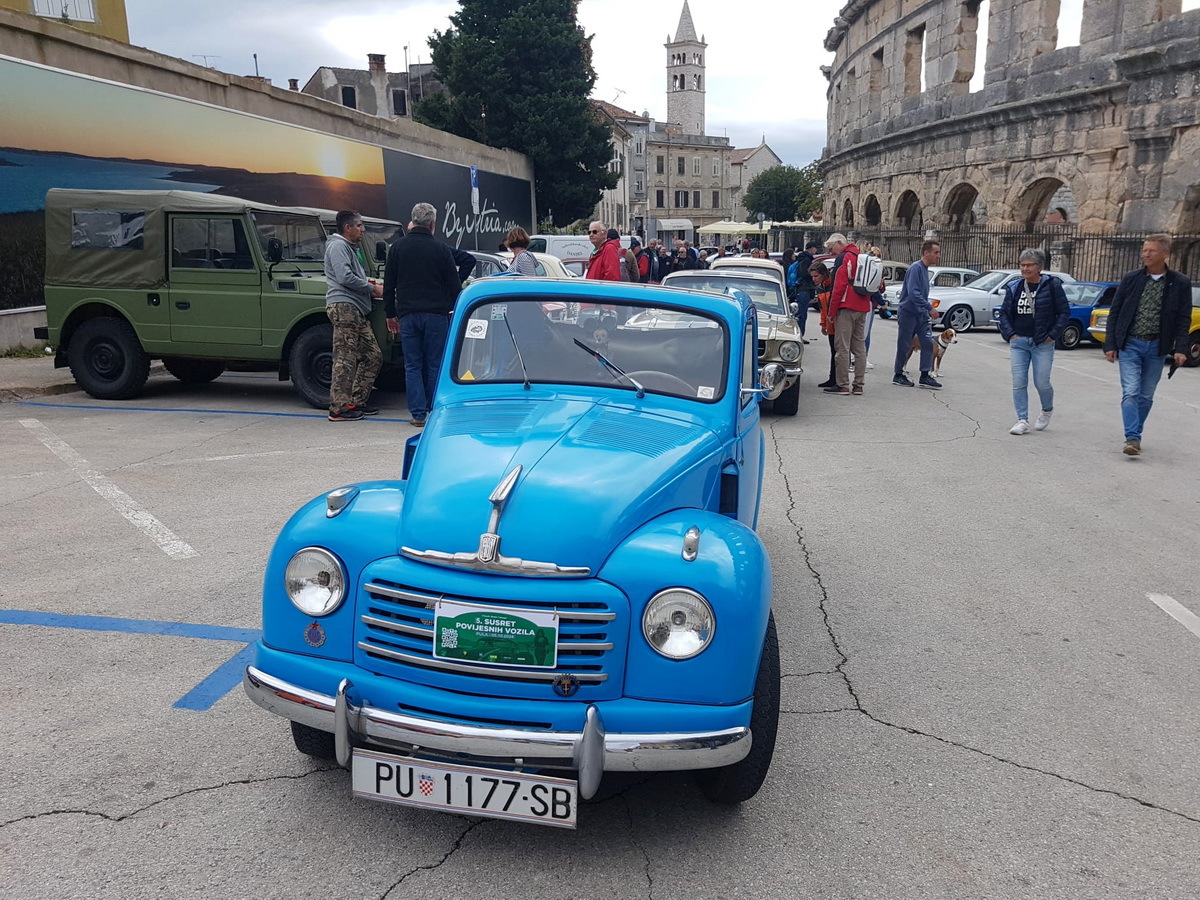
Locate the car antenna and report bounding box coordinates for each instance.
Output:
[501,313,531,390]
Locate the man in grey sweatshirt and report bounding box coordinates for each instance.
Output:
[324,210,383,421]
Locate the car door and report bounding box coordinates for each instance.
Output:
[167,215,263,346]
[733,312,764,527]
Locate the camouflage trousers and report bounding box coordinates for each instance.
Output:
[327,302,382,414]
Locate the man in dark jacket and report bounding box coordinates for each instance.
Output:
[1103,234,1193,456]
[382,202,462,427]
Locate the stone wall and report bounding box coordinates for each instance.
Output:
[820,0,1200,241]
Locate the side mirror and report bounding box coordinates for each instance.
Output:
[742,363,786,401]
[266,238,283,264]
[375,241,387,262]
[789,301,800,316]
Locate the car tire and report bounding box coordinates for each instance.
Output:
[68,317,151,400]
[772,379,800,416]
[1056,323,1082,350]
[162,357,226,384]
[694,611,779,804]
[373,364,407,393]
[943,305,974,332]
[290,720,336,760]
[1186,330,1200,368]
[289,323,334,409]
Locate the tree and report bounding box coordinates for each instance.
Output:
[743,164,825,222]
[415,0,618,225]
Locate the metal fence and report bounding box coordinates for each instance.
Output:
[775,225,1200,285]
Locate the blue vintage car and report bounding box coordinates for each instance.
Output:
[245,277,783,829]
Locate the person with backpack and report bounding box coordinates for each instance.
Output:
[823,233,872,395]
[632,237,653,283]
[789,242,819,343]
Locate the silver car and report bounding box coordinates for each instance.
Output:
[929,268,1076,332]
[883,266,981,316]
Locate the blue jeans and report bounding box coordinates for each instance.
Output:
[894,308,933,375]
[1009,336,1055,420]
[400,312,450,420]
[794,291,811,336]
[1117,337,1165,441]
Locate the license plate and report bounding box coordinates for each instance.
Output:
[432,600,559,668]
[351,749,577,828]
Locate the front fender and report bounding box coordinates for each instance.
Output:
[262,481,404,661]
[598,510,771,705]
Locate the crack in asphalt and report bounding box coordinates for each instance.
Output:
[618,795,655,900]
[928,389,982,436]
[0,766,339,830]
[380,818,488,899]
[765,419,1200,828]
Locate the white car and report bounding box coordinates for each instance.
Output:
[882,266,981,316]
[928,268,1075,332]
[707,256,787,294]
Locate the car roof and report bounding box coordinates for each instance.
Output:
[662,269,780,285]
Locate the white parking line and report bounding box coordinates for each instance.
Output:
[1147,593,1200,642]
[19,418,198,560]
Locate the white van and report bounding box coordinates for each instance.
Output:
[528,233,633,260]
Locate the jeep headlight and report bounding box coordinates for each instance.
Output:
[284,547,347,616]
[778,341,801,363]
[642,588,715,660]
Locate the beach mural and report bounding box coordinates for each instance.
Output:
[0,55,533,309]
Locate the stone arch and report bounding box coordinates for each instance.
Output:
[944,182,985,230]
[863,194,882,227]
[1013,177,1067,230]
[843,198,855,228]
[895,190,923,230]
[1175,183,1200,234]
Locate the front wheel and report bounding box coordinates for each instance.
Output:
[289,323,333,409]
[67,317,150,400]
[163,357,226,383]
[943,305,974,333]
[1056,323,1082,350]
[772,378,800,416]
[694,612,779,804]
[1185,330,1200,368]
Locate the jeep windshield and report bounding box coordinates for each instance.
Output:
[454,298,728,402]
[662,273,789,316]
[250,212,327,263]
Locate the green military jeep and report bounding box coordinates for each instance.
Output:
[38,189,402,407]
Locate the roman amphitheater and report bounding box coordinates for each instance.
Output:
[819,0,1200,279]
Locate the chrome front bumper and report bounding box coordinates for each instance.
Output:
[244,666,751,799]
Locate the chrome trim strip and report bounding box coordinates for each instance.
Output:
[244,667,752,794]
[362,584,617,622]
[359,616,612,652]
[357,642,609,682]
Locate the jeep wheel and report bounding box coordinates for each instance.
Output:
[290,323,334,409]
[68,317,150,400]
[694,612,779,804]
[772,379,800,416]
[163,357,226,384]
[373,364,407,393]
[290,721,336,761]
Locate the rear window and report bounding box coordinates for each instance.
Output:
[71,209,145,251]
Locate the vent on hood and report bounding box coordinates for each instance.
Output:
[578,411,700,458]
[438,402,539,436]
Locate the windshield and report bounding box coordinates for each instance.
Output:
[962,271,1011,293]
[454,298,728,402]
[662,274,788,315]
[251,212,327,262]
[362,221,402,245]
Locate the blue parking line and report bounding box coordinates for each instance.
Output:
[19,400,412,423]
[1,610,262,711]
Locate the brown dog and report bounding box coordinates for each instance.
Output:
[904,328,957,375]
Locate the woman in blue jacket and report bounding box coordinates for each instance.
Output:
[997,248,1071,435]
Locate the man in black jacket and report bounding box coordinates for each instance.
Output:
[1103,234,1193,456]
[382,202,463,427]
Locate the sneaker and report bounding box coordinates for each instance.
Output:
[1010,419,1030,435]
[1034,410,1052,431]
[851,385,864,395]
[355,405,380,416]
[328,408,365,422]
[865,361,875,370]
[824,386,851,395]
[918,375,942,390]
[817,379,837,389]
[892,374,915,387]
[411,417,426,428]
[1123,439,1141,456]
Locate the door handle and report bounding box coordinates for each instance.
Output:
[175,301,190,310]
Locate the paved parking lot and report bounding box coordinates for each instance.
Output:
[3,325,1199,899]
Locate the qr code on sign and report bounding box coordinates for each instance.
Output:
[440,627,458,649]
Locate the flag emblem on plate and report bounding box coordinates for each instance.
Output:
[419,774,435,796]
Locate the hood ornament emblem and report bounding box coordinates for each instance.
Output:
[401,465,590,577]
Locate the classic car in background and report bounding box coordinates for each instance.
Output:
[246,277,783,828]
[990,281,1118,349]
[1089,285,1200,366]
[882,266,981,316]
[929,268,1076,332]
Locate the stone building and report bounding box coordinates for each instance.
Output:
[0,0,127,41]
[820,0,1200,272]
[729,143,784,222]
[301,54,443,120]
[591,101,633,235]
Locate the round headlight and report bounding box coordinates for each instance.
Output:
[284,547,346,616]
[778,341,801,362]
[642,588,715,660]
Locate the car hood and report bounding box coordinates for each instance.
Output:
[396,397,722,576]
[929,286,994,305]
[757,310,800,341]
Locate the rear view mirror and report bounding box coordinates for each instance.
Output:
[266,238,283,264]
[375,241,387,262]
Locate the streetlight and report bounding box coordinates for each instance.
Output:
[404,44,411,115]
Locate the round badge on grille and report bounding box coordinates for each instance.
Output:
[551,673,580,697]
[304,622,326,647]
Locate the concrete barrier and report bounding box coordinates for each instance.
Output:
[0,306,48,353]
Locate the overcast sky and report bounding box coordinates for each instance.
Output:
[123,0,842,167]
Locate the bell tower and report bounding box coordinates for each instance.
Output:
[665,1,706,134]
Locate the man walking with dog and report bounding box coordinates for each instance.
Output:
[1103,234,1193,456]
[892,240,942,390]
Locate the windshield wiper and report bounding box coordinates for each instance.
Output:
[572,338,644,398]
[502,314,531,390]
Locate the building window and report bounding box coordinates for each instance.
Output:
[340,86,357,109]
[392,90,408,117]
[712,158,720,176]
[33,0,96,22]
[656,190,665,208]
[906,26,927,96]
[675,191,690,208]
[635,140,643,155]
[656,155,664,175]
[693,156,701,176]
[712,190,720,209]
[677,156,685,176]
[970,1,991,93]
[692,190,701,208]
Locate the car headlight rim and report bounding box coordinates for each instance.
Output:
[642,587,715,660]
[778,340,801,362]
[284,546,347,617]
